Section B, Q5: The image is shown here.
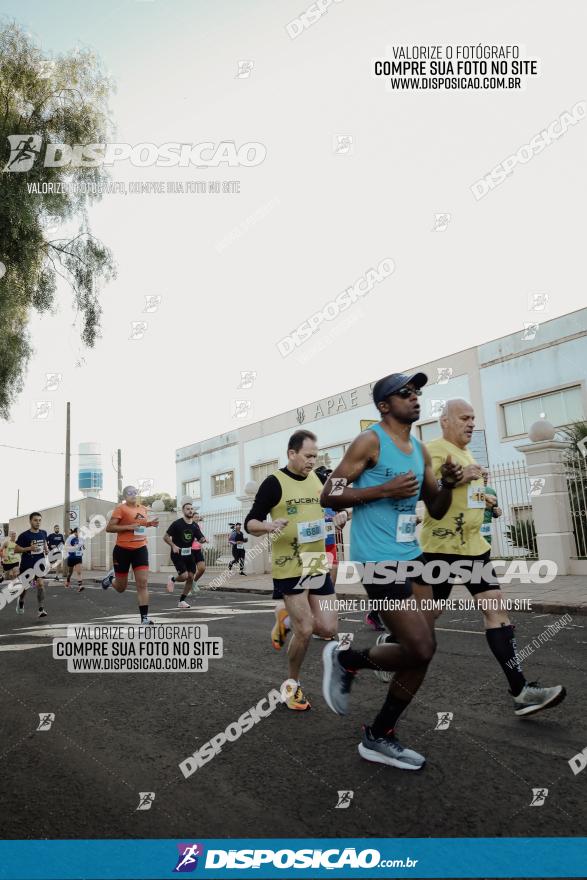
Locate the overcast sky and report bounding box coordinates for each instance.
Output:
[1,0,586,520]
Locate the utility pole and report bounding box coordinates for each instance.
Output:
[64,402,71,536]
[117,448,123,501]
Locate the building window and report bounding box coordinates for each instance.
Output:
[182,479,201,500]
[511,504,532,524]
[502,386,583,438]
[418,421,442,443]
[251,460,278,483]
[316,444,349,470]
[211,471,234,496]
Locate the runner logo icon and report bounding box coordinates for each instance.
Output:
[174,843,204,872]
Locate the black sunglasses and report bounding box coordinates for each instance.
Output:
[394,386,422,399]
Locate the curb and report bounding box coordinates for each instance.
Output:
[89,579,587,616]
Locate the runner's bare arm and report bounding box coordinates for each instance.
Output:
[420,448,462,519]
[105,516,134,534]
[320,431,420,510]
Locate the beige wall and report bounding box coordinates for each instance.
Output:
[9,497,118,573]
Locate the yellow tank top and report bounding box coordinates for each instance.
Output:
[420,438,490,556]
[270,470,328,580]
[3,541,18,564]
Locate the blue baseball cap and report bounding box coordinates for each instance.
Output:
[373,372,428,405]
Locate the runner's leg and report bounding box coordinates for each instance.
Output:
[283,591,315,682]
[308,591,337,639]
[134,565,150,623]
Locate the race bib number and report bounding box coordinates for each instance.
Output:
[396,514,417,542]
[236,542,245,550]
[480,522,492,537]
[134,526,146,536]
[297,520,325,544]
[180,547,192,556]
[468,485,485,508]
[31,540,44,555]
[324,522,335,537]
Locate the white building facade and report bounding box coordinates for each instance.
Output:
[176,308,587,510]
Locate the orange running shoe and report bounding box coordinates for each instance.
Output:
[271,608,290,651]
[286,684,311,711]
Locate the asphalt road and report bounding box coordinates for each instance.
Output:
[0,579,585,845]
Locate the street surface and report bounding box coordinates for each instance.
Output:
[0,582,585,844]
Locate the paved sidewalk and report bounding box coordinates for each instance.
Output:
[85,568,587,616]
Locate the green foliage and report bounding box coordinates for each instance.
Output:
[559,423,587,556]
[0,21,116,418]
[141,493,177,512]
[505,519,537,556]
[558,421,587,461]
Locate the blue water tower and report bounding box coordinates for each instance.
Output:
[78,442,103,496]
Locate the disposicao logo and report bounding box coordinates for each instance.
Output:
[174,842,204,872]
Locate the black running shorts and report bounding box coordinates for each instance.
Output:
[360,554,426,603]
[113,545,149,575]
[171,550,197,574]
[273,573,335,600]
[422,551,500,601]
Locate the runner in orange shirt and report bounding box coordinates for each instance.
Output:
[102,485,159,625]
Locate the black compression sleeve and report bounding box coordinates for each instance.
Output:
[244,475,282,532]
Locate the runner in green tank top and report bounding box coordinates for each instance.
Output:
[245,429,338,711]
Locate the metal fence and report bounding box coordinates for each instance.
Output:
[485,461,537,559]
[197,506,252,569]
[198,459,553,569]
[565,453,587,558]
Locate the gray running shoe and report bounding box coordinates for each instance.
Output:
[15,600,24,615]
[101,569,114,589]
[322,641,355,715]
[358,725,425,770]
[513,682,566,717]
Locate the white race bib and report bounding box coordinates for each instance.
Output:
[467,486,485,509]
[31,540,44,555]
[180,547,192,556]
[324,522,335,537]
[396,514,418,543]
[297,519,325,544]
[134,526,146,536]
[236,542,245,550]
[480,522,492,537]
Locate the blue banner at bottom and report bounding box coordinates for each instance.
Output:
[0,838,586,879]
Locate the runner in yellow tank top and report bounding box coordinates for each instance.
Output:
[1,531,20,579]
[417,399,565,718]
[245,429,338,711]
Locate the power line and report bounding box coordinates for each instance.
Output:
[0,443,99,456]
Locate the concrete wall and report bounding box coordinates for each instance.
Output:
[9,497,118,573]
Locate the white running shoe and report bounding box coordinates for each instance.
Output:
[178,600,191,610]
[513,682,566,716]
[166,575,175,594]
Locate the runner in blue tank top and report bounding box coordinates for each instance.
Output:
[319,372,463,770]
